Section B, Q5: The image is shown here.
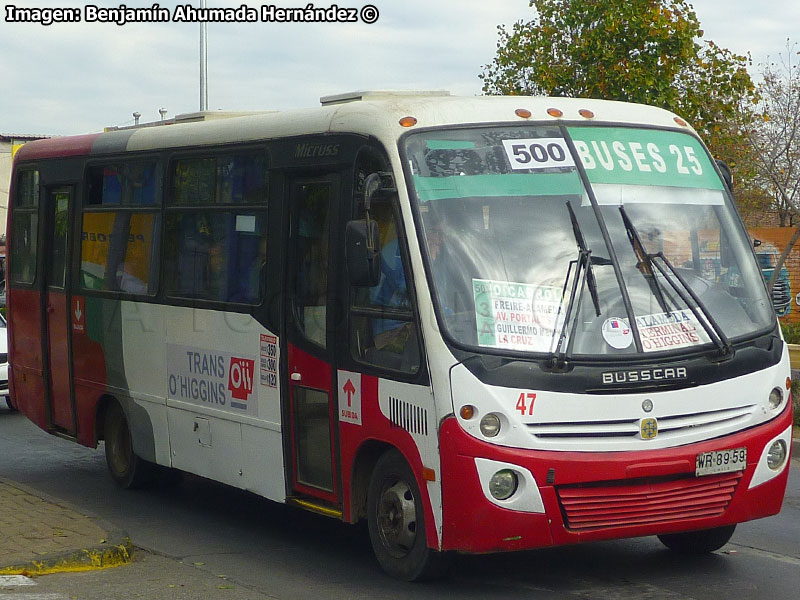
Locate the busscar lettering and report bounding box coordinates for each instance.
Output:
[601,367,688,385]
[5,5,81,25]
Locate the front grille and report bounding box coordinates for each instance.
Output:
[557,471,742,531]
[527,404,755,442]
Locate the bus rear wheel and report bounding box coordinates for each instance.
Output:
[367,450,450,581]
[104,402,153,489]
[658,524,736,554]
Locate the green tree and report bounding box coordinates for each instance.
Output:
[480,0,756,157]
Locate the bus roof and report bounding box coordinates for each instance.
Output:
[14,93,692,162]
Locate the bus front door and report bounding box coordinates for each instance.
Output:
[43,186,75,433]
[284,177,340,507]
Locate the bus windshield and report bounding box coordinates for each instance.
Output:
[403,125,773,358]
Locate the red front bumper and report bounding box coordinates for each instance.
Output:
[439,402,793,553]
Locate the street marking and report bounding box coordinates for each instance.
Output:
[0,596,68,599]
[571,583,694,599]
[0,575,36,587]
[729,544,800,567]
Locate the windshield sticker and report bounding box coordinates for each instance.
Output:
[473,279,565,352]
[602,318,633,349]
[413,172,583,203]
[636,310,711,352]
[567,127,724,191]
[502,138,575,171]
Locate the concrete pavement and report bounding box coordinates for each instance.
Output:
[0,435,797,579]
[0,476,132,576]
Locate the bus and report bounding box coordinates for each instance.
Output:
[7,92,793,580]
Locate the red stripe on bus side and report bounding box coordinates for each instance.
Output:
[14,133,101,161]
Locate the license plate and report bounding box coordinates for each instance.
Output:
[696,447,747,476]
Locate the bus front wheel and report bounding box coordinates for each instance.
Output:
[366,450,450,581]
[104,402,153,489]
[658,524,736,554]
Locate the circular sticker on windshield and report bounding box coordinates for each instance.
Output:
[602,318,633,349]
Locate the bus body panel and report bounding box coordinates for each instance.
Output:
[337,372,443,547]
[70,294,288,501]
[439,401,792,553]
[7,288,48,428]
[14,133,100,162]
[448,350,792,453]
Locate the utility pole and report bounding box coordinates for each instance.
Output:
[200,0,208,111]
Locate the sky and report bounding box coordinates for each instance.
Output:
[1,0,798,136]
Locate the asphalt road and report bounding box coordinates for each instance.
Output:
[1,405,798,599]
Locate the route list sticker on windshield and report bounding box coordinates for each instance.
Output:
[636,310,710,352]
[473,278,565,352]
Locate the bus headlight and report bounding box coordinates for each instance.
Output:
[488,469,518,500]
[767,440,787,470]
[768,387,783,409]
[480,413,502,437]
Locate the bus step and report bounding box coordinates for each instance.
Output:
[288,497,343,519]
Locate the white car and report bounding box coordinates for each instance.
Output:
[0,313,12,410]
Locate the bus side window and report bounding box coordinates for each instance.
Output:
[350,201,420,374]
[164,151,268,305]
[81,162,160,295]
[10,170,40,285]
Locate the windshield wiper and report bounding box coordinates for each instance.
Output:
[618,206,733,358]
[618,206,671,314]
[548,201,603,367]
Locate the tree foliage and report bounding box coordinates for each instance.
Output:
[737,41,800,289]
[742,41,800,227]
[480,0,756,156]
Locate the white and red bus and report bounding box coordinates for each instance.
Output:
[7,92,793,580]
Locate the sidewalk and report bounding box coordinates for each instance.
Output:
[0,477,133,576]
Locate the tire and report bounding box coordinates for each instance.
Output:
[658,524,736,554]
[104,402,153,489]
[367,450,451,581]
[5,396,17,411]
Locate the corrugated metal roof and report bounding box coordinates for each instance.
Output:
[0,134,53,141]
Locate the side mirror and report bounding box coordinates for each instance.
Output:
[716,159,733,192]
[345,219,381,287]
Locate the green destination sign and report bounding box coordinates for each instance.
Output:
[567,127,724,191]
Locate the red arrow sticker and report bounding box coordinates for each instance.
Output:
[338,371,362,425]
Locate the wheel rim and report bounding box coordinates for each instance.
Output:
[376,479,417,558]
[108,410,132,476]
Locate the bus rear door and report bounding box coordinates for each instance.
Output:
[42,185,75,434]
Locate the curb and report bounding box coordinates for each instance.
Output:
[0,540,134,577]
[0,477,134,576]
